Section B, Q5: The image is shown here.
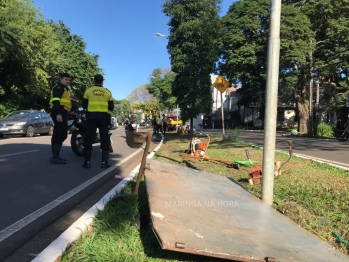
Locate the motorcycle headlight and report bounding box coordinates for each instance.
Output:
[76,118,82,124]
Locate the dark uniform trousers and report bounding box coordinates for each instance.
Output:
[51,110,68,145]
[84,112,110,151]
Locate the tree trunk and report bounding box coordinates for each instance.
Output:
[297,101,309,134]
[190,118,194,136]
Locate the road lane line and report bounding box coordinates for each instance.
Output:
[0,148,142,243]
[0,150,39,158]
[251,143,349,170]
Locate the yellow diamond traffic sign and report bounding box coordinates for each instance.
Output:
[213,76,230,93]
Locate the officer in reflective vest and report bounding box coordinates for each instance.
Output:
[82,74,114,168]
[49,73,72,164]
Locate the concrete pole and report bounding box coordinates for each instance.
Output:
[315,82,319,135]
[309,78,313,137]
[261,0,281,205]
[176,104,179,132]
[221,92,225,138]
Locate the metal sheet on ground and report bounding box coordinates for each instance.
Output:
[144,159,348,262]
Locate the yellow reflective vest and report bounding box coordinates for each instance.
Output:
[83,85,113,112]
[49,85,72,112]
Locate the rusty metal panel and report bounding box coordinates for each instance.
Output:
[144,159,349,262]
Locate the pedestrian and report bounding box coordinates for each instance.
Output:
[152,116,158,135]
[49,73,72,164]
[162,115,168,135]
[157,116,163,134]
[82,74,114,169]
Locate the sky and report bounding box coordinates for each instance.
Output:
[33,0,234,100]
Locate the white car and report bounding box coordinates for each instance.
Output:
[111,117,118,129]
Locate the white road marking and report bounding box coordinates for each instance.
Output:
[0,148,142,243]
[0,150,39,158]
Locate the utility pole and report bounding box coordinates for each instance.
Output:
[176,104,179,132]
[221,92,225,138]
[308,77,314,137]
[315,81,320,136]
[261,0,281,205]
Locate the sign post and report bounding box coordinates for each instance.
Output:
[213,76,230,138]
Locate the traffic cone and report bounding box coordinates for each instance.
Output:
[136,125,139,132]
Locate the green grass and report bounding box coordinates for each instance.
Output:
[61,132,349,261]
[61,179,227,262]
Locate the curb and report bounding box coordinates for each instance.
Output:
[32,135,164,262]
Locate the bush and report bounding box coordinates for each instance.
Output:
[0,104,13,118]
[317,123,334,137]
[291,129,298,136]
[225,127,245,141]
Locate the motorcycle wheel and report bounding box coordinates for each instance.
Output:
[336,133,349,142]
[71,130,85,156]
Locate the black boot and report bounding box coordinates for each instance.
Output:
[49,144,66,164]
[101,150,111,168]
[50,144,66,163]
[82,150,91,168]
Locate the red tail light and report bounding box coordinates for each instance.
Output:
[131,121,135,124]
[68,114,74,120]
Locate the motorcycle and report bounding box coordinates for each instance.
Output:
[336,122,349,142]
[124,118,135,136]
[69,107,114,156]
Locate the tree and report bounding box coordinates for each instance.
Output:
[163,0,222,128]
[221,0,349,134]
[113,99,131,120]
[146,68,176,111]
[133,100,162,121]
[0,0,62,111]
[126,84,154,105]
[305,0,349,127]
[0,1,102,114]
[220,0,315,133]
[47,21,102,100]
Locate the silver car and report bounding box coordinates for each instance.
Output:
[0,110,54,138]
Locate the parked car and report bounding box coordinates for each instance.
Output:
[0,110,54,138]
[111,117,118,129]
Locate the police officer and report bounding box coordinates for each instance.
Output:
[49,73,72,164]
[82,74,114,168]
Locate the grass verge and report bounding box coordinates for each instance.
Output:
[61,132,349,261]
[61,178,227,262]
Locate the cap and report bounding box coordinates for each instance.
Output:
[94,74,105,83]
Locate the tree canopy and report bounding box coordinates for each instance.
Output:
[0,0,102,117]
[126,84,154,105]
[146,68,176,111]
[163,0,222,123]
[220,0,349,133]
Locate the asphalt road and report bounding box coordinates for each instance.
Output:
[205,129,349,169]
[0,127,147,261]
